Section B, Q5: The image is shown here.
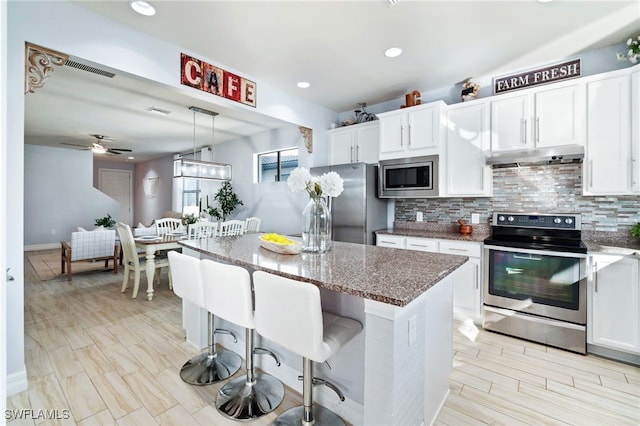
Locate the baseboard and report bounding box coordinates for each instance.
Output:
[7,365,28,396]
[25,243,59,251]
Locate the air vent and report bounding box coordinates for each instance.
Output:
[64,59,115,78]
[147,106,172,115]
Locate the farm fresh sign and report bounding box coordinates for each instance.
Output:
[493,58,581,94]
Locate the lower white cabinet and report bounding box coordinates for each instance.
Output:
[377,235,483,322]
[588,254,640,356]
[376,234,406,249]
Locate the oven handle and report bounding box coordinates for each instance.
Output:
[513,254,542,261]
[483,245,587,259]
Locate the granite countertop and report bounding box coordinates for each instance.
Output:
[376,228,490,243]
[179,233,468,307]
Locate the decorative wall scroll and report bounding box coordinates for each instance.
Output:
[180,53,257,107]
[143,176,159,199]
[493,58,581,95]
[24,42,69,94]
[299,126,313,153]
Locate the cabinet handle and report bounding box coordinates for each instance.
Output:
[475,264,479,290]
[356,144,359,162]
[408,124,412,147]
[447,247,469,253]
[409,244,430,248]
[589,160,594,188]
[400,126,404,147]
[381,240,397,245]
[593,262,598,293]
[520,119,527,145]
[350,146,354,163]
[535,117,540,144]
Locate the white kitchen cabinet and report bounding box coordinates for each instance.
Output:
[583,70,632,195]
[444,100,492,197]
[588,254,640,357]
[631,66,639,193]
[490,81,585,152]
[376,234,406,249]
[328,121,379,165]
[406,237,439,252]
[378,101,446,160]
[377,235,483,323]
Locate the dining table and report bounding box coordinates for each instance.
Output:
[134,232,187,300]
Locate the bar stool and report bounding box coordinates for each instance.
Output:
[201,259,285,420]
[167,252,242,385]
[252,271,363,426]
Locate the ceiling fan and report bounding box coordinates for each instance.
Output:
[61,134,133,155]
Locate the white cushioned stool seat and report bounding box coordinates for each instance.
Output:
[253,270,362,426]
[201,259,284,421]
[168,251,241,385]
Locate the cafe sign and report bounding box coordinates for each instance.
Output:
[493,58,581,95]
[181,53,256,107]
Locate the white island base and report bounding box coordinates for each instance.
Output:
[183,248,454,426]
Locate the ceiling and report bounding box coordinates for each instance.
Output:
[25,0,639,163]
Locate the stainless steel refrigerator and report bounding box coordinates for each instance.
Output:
[311,162,387,245]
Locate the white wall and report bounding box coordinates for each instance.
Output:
[134,156,174,226]
[24,145,120,248]
[6,0,337,392]
[214,125,311,236]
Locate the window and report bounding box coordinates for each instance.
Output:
[182,177,201,216]
[257,148,298,182]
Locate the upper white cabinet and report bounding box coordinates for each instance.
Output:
[490,81,585,152]
[328,121,379,165]
[378,101,446,160]
[583,69,632,195]
[588,254,640,357]
[444,100,492,197]
[631,67,639,193]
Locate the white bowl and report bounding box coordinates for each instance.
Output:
[259,235,302,255]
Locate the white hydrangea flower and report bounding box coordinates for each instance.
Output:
[287,167,311,193]
[319,171,344,198]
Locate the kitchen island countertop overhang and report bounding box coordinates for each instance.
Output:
[178,233,469,307]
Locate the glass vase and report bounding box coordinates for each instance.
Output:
[301,197,332,253]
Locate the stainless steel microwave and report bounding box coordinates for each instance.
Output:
[378,155,439,198]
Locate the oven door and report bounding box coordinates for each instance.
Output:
[484,245,587,325]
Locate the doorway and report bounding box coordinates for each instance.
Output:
[98,168,133,225]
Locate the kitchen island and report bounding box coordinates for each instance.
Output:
[179,234,468,425]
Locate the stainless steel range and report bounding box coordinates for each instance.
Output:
[483,212,588,354]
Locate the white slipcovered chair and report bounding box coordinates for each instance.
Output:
[61,229,118,281]
[116,222,171,299]
[244,217,261,233]
[155,218,183,235]
[218,220,245,236]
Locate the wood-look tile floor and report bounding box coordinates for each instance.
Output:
[9,249,640,425]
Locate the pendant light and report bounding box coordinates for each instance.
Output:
[173,106,232,180]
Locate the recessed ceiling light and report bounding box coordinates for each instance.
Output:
[384,47,402,58]
[297,81,310,89]
[147,106,171,115]
[537,0,553,3]
[128,156,135,160]
[129,0,156,16]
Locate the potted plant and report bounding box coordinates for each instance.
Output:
[207,181,243,221]
[632,223,640,239]
[94,213,116,228]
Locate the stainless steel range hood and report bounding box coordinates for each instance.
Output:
[486,145,584,168]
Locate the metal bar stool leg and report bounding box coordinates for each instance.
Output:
[179,312,242,385]
[216,328,285,420]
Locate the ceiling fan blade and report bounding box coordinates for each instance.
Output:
[61,142,89,148]
[110,148,132,152]
[106,149,122,155]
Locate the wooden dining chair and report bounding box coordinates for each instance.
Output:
[155,218,183,235]
[116,222,171,298]
[244,217,262,233]
[188,221,218,239]
[218,220,245,236]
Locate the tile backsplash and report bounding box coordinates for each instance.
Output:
[395,163,640,232]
